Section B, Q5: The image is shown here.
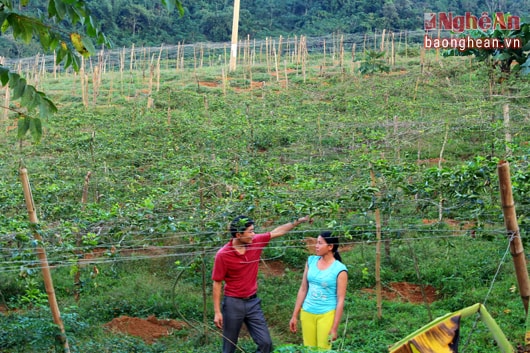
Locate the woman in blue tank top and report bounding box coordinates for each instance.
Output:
[289,231,348,350]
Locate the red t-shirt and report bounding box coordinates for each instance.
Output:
[212,232,271,298]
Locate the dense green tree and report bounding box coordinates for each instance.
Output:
[382,0,400,29]
[116,5,151,39]
[199,9,233,42]
[2,0,530,56]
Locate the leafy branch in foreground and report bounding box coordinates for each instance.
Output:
[0,66,57,143]
[0,0,183,143]
[1,0,110,143]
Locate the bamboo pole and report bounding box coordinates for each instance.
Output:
[369,165,382,319]
[80,59,89,108]
[277,35,283,68]
[273,46,279,82]
[301,36,307,83]
[498,161,530,315]
[391,32,395,67]
[53,50,58,79]
[129,44,135,72]
[156,45,163,92]
[266,37,271,76]
[176,43,182,71]
[340,34,344,69]
[19,167,70,353]
[74,171,92,302]
[322,39,326,71]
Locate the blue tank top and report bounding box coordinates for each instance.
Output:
[302,255,348,314]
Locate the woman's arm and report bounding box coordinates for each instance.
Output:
[289,262,309,333]
[329,270,348,340]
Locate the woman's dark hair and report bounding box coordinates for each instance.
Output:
[320,231,342,262]
[229,215,254,237]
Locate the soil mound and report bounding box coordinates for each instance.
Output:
[103,315,187,343]
[361,282,438,304]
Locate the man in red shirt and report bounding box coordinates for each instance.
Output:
[212,215,311,353]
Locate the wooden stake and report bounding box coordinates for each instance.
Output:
[273,46,279,82]
[369,165,382,319]
[53,50,57,79]
[393,115,400,161]
[130,44,135,72]
[340,34,344,70]
[277,35,283,67]
[19,167,70,353]
[156,45,163,92]
[75,171,92,301]
[301,36,307,83]
[497,161,530,315]
[391,32,395,67]
[222,68,227,96]
[81,171,92,207]
[80,58,89,108]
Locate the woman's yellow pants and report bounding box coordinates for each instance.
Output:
[300,309,336,350]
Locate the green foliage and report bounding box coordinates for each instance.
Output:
[0,311,60,352]
[0,307,89,352]
[358,50,390,75]
[0,67,56,142]
[443,18,530,78]
[1,0,109,68]
[0,42,529,352]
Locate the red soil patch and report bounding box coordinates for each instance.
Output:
[416,157,446,165]
[198,81,219,87]
[232,80,266,92]
[361,282,438,304]
[260,259,287,276]
[103,315,187,343]
[269,68,297,77]
[198,80,266,91]
[422,218,476,236]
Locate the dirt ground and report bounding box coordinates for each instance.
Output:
[103,315,187,344]
[360,281,438,304]
[102,258,437,343]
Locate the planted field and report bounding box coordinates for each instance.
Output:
[1,39,529,352]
